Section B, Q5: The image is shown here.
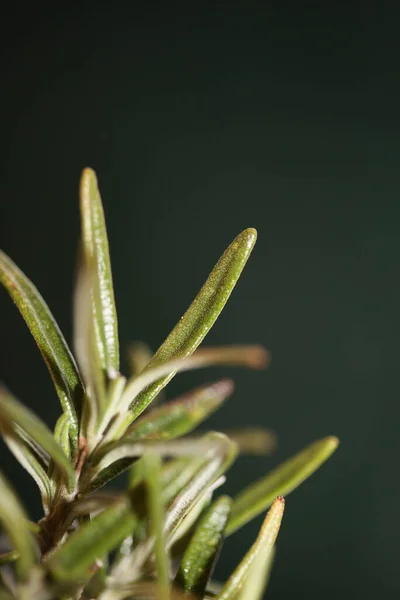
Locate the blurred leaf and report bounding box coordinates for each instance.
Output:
[0,250,83,444]
[0,550,19,565]
[126,379,234,441]
[88,436,220,477]
[79,167,119,377]
[47,499,137,583]
[221,427,277,455]
[0,472,36,579]
[216,497,284,600]
[227,436,339,535]
[127,341,153,376]
[143,451,170,600]
[127,228,258,420]
[0,386,76,492]
[109,345,268,440]
[73,256,107,440]
[175,496,232,597]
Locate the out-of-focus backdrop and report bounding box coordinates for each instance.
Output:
[1,4,399,598]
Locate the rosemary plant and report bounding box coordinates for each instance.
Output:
[0,169,338,600]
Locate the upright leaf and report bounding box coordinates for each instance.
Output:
[0,250,83,442]
[216,497,284,600]
[126,379,234,441]
[0,386,76,492]
[0,472,36,580]
[79,167,119,377]
[175,496,232,597]
[73,256,107,441]
[129,228,258,420]
[227,436,339,535]
[143,451,170,600]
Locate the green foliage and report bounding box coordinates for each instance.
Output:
[0,168,339,599]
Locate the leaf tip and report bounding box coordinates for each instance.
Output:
[237,227,257,251]
[246,345,270,369]
[325,435,340,452]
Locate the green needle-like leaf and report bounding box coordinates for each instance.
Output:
[216,497,284,600]
[143,451,170,600]
[0,250,84,443]
[80,167,119,377]
[0,472,36,580]
[128,228,257,420]
[0,386,76,492]
[47,499,137,583]
[127,379,234,441]
[227,436,339,535]
[175,496,232,597]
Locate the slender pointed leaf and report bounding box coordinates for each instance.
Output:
[227,436,339,535]
[0,472,36,579]
[47,499,137,582]
[216,497,284,600]
[143,451,170,600]
[0,386,76,492]
[175,496,232,597]
[0,250,83,442]
[126,379,234,441]
[80,167,119,376]
[128,228,258,420]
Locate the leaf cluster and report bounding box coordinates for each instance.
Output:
[0,169,338,600]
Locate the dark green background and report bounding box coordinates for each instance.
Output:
[1,4,399,598]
